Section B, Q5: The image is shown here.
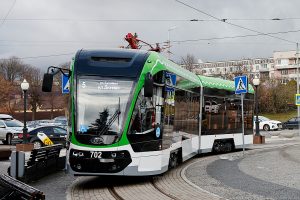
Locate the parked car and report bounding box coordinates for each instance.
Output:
[0,115,24,145]
[205,101,221,113]
[12,126,67,148]
[0,114,14,120]
[282,117,300,130]
[53,116,67,129]
[254,116,282,131]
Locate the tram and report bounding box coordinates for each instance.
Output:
[42,49,254,176]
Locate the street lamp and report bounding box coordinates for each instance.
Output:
[167,26,177,59]
[21,79,29,144]
[253,76,260,136]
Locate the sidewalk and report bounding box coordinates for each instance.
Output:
[184,133,300,200]
[0,145,15,174]
[251,134,300,149]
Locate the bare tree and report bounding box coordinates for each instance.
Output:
[0,57,27,114]
[181,54,197,72]
[258,79,296,113]
[0,75,13,111]
[24,67,43,120]
[0,57,24,82]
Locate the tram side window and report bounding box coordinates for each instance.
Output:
[129,92,155,134]
[203,94,252,135]
[244,99,254,133]
[173,89,199,135]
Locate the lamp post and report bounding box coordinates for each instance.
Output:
[167,26,177,59]
[253,76,260,136]
[21,79,29,144]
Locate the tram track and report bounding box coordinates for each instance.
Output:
[150,177,181,200]
[68,154,223,200]
[107,177,179,200]
[108,186,125,200]
[69,143,300,200]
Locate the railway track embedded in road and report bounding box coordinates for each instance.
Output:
[70,143,300,200]
[108,186,125,200]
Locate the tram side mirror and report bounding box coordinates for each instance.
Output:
[42,73,53,92]
[144,72,153,97]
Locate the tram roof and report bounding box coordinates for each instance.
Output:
[198,75,254,93]
[147,52,254,94]
[146,52,201,85]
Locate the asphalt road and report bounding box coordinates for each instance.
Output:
[186,143,300,200]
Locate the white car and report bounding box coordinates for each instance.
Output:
[254,116,282,131]
[0,115,24,145]
[205,101,221,113]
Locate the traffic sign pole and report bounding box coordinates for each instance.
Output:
[234,75,248,157]
[241,93,245,156]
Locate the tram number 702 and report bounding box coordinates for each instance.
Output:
[90,151,102,158]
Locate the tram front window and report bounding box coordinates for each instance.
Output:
[76,78,134,145]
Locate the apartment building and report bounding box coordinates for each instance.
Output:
[193,58,274,80]
[189,50,299,83]
[273,50,299,84]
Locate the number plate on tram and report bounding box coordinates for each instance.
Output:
[90,151,102,158]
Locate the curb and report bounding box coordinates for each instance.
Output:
[180,142,300,200]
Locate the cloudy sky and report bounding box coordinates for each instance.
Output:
[1,0,300,69]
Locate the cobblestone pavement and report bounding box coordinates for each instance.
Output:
[30,171,76,200]
[185,137,300,200]
[69,160,223,200]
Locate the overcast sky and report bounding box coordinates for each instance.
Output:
[1,0,300,69]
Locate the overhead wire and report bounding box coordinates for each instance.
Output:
[1,17,300,22]
[170,29,300,43]
[0,0,17,28]
[175,0,297,44]
[0,52,74,60]
[1,28,298,47]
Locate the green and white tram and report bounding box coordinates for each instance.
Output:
[43,49,254,176]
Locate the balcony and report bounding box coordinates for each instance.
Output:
[275,64,298,69]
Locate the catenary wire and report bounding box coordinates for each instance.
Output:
[0,0,17,28]
[175,0,297,44]
[1,18,300,22]
[0,52,74,60]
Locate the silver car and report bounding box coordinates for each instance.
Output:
[0,115,24,145]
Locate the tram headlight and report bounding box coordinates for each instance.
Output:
[111,152,117,158]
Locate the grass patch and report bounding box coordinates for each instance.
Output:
[261,110,297,122]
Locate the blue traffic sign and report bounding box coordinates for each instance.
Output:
[62,73,70,94]
[165,72,176,92]
[234,76,248,94]
[296,94,300,106]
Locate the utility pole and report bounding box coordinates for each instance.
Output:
[297,43,300,136]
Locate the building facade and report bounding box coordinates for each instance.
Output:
[193,58,274,81]
[189,50,299,83]
[273,50,298,84]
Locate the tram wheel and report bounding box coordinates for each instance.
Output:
[168,151,179,169]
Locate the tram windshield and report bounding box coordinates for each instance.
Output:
[76,77,134,145]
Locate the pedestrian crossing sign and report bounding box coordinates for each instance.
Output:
[234,76,248,94]
[296,94,300,106]
[62,73,70,94]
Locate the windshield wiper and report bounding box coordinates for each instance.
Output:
[98,109,121,136]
